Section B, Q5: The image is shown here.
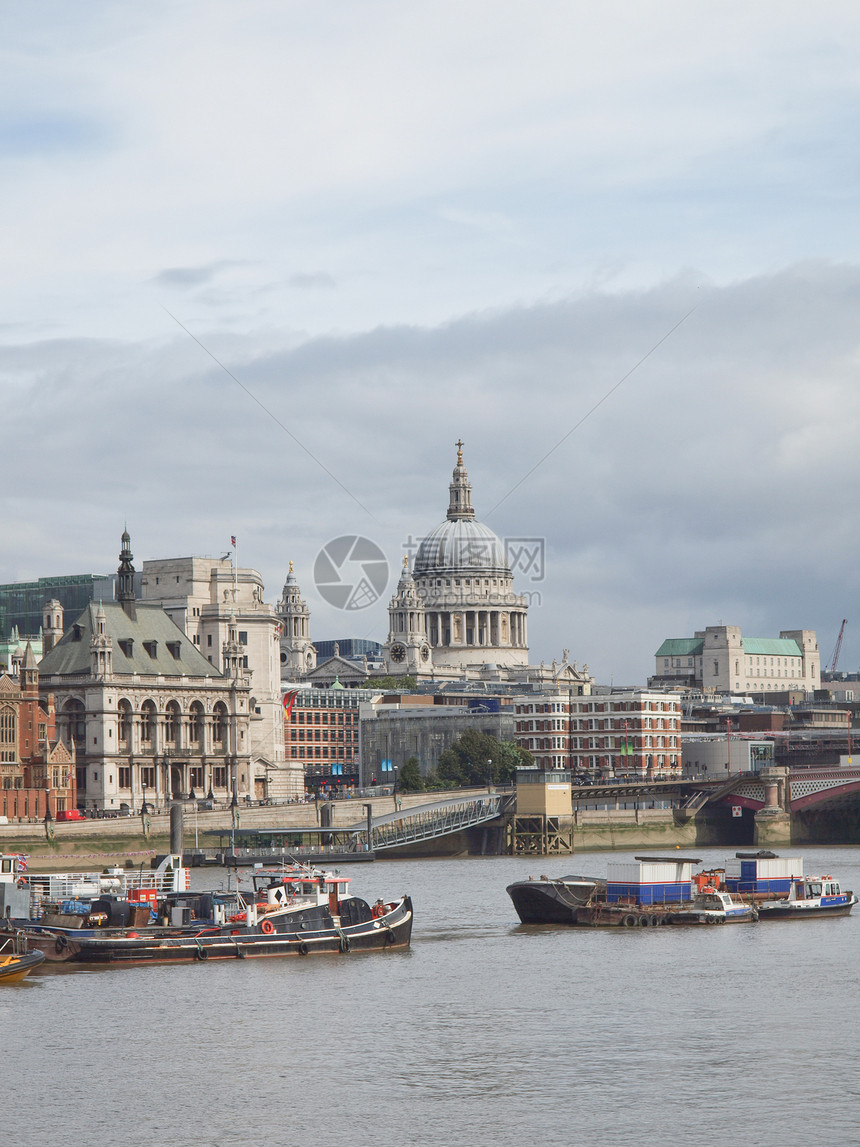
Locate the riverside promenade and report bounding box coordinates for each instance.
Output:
[0,790,470,869]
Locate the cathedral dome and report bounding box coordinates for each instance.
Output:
[413,517,509,576]
[412,442,510,577]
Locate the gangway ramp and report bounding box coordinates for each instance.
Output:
[349,792,507,853]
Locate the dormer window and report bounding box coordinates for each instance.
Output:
[119,639,134,657]
[72,625,82,642]
[144,641,157,659]
[167,642,181,659]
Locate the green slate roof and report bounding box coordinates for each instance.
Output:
[741,637,802,657]
[655,638,703,658]
[38,601,222,678]
[656,635,803,659]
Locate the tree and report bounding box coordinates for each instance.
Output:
[436,729,532,788]
[364,675,417,691]
[398,757,424,792]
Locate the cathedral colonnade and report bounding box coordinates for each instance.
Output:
[423,609,528,648]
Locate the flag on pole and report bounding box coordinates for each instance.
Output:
[231,536,237,547]
[283,689,299,717]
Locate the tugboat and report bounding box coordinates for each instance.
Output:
[3,862,412,965]
[757,875,858,919]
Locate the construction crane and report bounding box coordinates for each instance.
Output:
[828,619,848,674]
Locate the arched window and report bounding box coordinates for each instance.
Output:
[63,699,86,752]
[213,703,228,746]
[189,702,204,748]
[0,706,16,762]
[140,700,157,745]
[117,700,132,746]
[165,701,181,746]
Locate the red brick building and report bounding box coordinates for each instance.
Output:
[514,690,682,778]
[0,644,75,821]
[283,686,367,795]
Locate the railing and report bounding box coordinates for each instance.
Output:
[367,794,504,851]
[681,790,710,812]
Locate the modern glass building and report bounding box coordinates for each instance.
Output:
[0,574,115,639]
[313,638,384,661]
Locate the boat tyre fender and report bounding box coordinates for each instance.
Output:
[260,919,275,935]
[648,915,661,926]
[54,934,68,955]
[196,946,209,961]
[384,928,397,945]
[339,934,351,953]
[297,940,309,956]
[622,914,638,928]
[637,915,650,927]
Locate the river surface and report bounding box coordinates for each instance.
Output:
[5,845,860,1147]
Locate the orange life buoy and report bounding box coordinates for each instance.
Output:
[260,918,275,935]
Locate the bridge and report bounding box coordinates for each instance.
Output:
[704,766,860,816]
[352,792,509,854]
[205,791,511,863]
[203,769,860,864]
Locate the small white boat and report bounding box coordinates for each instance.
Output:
[666,887,756,925]
[757,876,858,919]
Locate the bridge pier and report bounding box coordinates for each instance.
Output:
[753,766,792,847]
[507,815,574,855]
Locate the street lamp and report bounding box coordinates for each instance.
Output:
[44,777,53,841]
[230,790,239,858]
[141,780,148,815]
[392,766,399,812]
[487,758,493,794]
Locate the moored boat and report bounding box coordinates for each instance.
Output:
[757,875,858,919]
[505,874,603,925]
[665,888,757,925]
[2,862,412,965]
[507,856,760,927]
[0,933,45,983]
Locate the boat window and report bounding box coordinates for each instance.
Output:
[808,883,822,896]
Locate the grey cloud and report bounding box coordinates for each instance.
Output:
[5,261,860,681]
[288,273,336,291]
[151,260,249,289]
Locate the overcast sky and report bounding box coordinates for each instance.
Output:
[4,2,860,684]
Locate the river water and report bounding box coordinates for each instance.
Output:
[5,845,860,1147]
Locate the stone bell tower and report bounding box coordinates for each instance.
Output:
[277,562,316,678]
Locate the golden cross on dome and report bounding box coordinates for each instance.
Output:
[455,438,464,465]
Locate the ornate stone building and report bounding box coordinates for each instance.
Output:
[139,550,299,800]
[384,443,530,679]
[38,531,257,813]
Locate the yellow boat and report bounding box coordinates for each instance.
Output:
[0,935,45,983]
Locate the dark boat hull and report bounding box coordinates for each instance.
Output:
[506,878,599,924]
[6,897,413,966]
